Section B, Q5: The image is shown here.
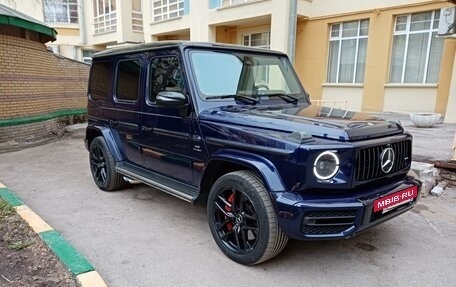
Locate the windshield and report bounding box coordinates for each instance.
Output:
[190,50,308,104]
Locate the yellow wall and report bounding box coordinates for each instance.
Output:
[216,26,237,44]
[362,11,391,112]
[295,1,454,113]
[436,38,456,114]
[55,28,80,37]
[295,19,328,101]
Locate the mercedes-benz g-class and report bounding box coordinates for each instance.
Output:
[85,42,420,265]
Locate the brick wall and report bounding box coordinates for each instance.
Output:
[1,119,63,145]
[0,24,90,146]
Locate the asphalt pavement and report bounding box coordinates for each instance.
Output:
[0,119,455,286]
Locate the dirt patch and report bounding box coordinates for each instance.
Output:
[439,169,456,187]
[0,199,80,287]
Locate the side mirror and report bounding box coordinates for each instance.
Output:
[156,91,188,109]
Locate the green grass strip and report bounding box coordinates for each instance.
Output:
[39,230,94,276]
[0,188,24,207]
[0,109,87,127]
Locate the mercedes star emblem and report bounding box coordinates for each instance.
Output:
[380,147,395,173]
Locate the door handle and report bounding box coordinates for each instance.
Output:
[142,126,153,132]
[109,120,118,126]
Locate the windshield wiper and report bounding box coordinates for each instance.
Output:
[205,94,258,105]
[266,93,300,104]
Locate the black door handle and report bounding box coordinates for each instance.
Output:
[109,120,118,126]
[142,126,153,132]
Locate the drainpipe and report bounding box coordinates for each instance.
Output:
[288,0,298,65]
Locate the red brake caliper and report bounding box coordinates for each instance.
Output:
[225,193,235,231]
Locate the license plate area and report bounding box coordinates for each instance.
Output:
[373,186,418,214]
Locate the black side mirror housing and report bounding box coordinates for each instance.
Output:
[156,91,188,109]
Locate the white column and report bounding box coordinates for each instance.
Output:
[83,0,94,45]
[270,0,291,54]
[189,0,215,42]
[116,0,131,43]
[445,54,456,123]
[142,0,152,42]
[453,133,456,160]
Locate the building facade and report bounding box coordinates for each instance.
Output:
[1,0,455,122]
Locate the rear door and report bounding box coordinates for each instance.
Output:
[111,57,144,166]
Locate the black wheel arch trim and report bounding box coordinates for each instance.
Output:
[86,125,125,162]
[200,150,287,194]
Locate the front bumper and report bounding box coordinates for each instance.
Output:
[273,177,420,240]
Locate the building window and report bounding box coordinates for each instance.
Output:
[93,0,117,34]
[152,0,184,22]
[82,50,96,64]
[243,32,270,49]
[390,10,444,83]
[327,20,369,83]
[43,0,78,24]
[132,0,143,32]
[221,0,249,7]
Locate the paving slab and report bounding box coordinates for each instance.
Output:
[0,136,455,287]
[375,112,456,162]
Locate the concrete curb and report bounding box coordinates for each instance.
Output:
[0,182,108,287]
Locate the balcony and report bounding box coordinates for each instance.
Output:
[152,0,189,22]
[94,11,117,34]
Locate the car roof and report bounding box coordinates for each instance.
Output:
[93,41,287,59]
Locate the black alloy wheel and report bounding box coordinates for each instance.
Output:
[90,143,107,184]
[207,170,288,265]
[89,136,126,191]
[213,185,259,254]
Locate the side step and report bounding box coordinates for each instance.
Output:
[116,162,198,203]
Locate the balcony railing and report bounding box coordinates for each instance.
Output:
[94,11,117,34]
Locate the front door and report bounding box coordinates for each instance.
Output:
[139,54,196,184]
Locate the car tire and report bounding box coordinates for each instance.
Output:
[89,136,126,191]
[207,170,288,265]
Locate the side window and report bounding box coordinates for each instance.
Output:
[116,60,141,102]
[89,61,112,101]
[149,56,183,103]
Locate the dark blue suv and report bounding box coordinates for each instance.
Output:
[85,42,420,265]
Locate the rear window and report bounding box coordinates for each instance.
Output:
[89,61,112,101]
[115,60,141,102]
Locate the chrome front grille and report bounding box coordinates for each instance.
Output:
[355,140,411,181]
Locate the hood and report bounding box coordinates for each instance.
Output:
[199,104,404,142]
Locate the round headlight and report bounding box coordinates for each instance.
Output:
[313,151,340,180]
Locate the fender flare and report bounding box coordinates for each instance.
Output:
[203,149,287,192]
[86,125,124,162]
